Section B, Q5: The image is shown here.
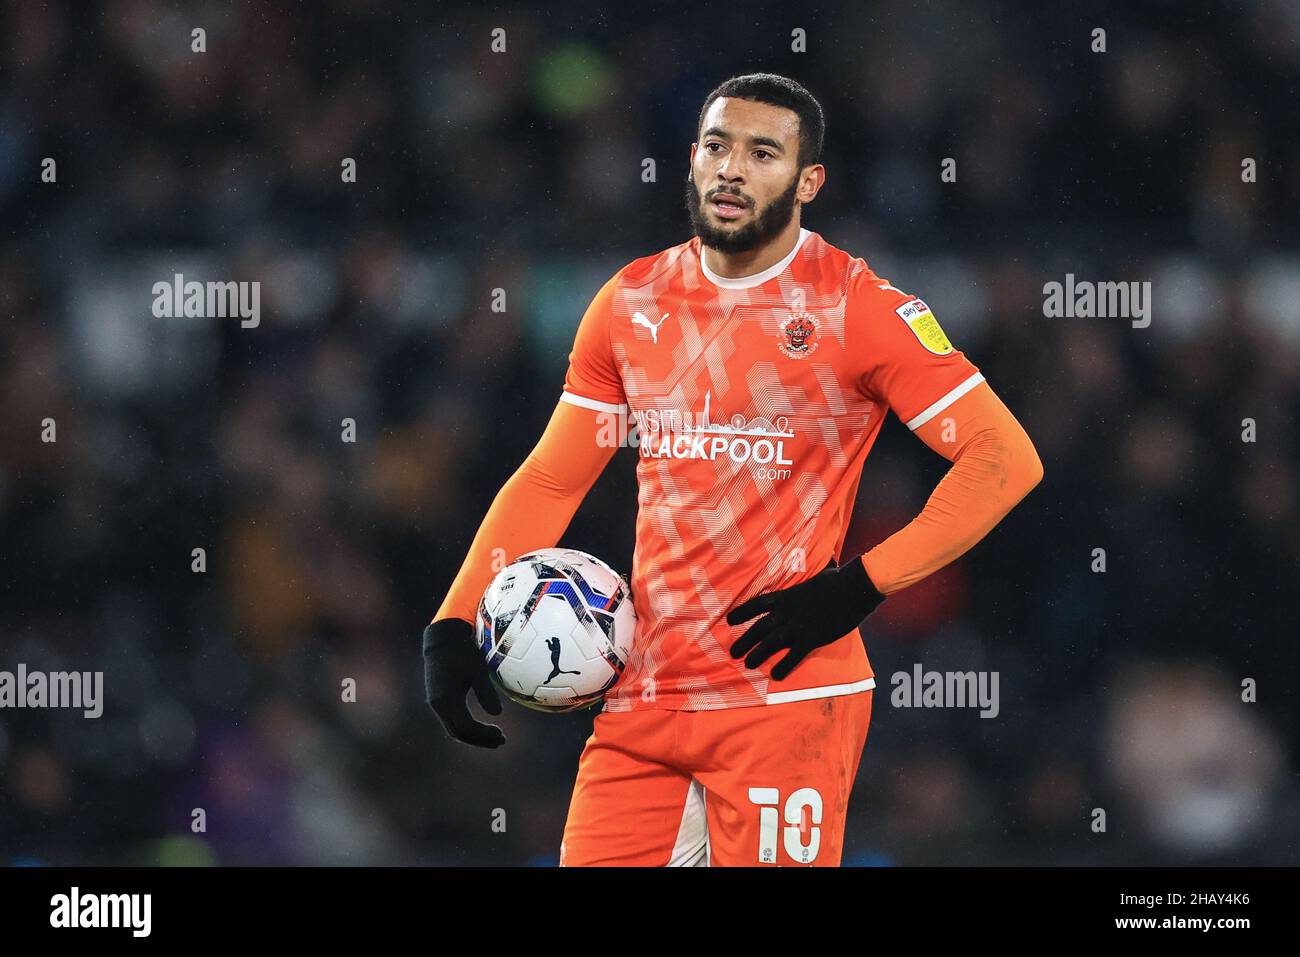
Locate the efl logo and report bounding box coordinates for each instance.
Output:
[895,299,954,355]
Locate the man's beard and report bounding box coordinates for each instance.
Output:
[684,171,801,255]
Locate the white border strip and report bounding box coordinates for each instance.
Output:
[666,779,709,867]
[699,227,811,289]
[904,372,986,431]
[560,390,628,414]
[766,675,876,705]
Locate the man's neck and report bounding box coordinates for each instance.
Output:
[701,219,803,280]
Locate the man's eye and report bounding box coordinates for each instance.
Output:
[705,143,723,152]
[755,150,772,160]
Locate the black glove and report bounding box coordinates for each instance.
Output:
[423,618,505,748]
[725,557,886,681]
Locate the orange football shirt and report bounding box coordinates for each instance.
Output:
[563,227,984,711]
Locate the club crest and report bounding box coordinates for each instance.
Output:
[778,311,820,359]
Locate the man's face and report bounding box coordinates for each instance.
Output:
[685,97,816,254]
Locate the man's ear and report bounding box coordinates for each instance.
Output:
[797,163,826,204]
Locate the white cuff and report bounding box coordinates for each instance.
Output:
[904,372,986,430]
[560,391,627,414]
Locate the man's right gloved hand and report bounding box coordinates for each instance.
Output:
[422,618,506,748]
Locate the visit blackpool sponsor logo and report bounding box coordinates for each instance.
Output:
[635,390,796,480]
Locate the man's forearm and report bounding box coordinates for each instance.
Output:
[862,386,1043,594]
[433,401,617,623]
[433,462,580,622]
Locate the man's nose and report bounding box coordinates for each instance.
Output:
[717,163,744,184]
[716,153,745,182]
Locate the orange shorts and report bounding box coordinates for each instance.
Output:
[559,690,873,867]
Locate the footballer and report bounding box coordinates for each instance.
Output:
[424,73,1043,866]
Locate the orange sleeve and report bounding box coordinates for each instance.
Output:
[563,265,628,409]
[846,266,983,427]
[432,399,620,624]
[860,381,1043,594]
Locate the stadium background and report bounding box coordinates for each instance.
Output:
[1,0,1297,865]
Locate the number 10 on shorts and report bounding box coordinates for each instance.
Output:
[748,787,823,864]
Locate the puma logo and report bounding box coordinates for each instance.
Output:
[542,635,582,685]
[632,310,670,343]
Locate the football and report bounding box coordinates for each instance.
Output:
[475,548,636,713]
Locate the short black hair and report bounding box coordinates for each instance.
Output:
[697,73,825,171]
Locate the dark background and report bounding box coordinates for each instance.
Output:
[0,0,1296,865]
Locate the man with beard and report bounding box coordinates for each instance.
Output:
[423,73,1043,866]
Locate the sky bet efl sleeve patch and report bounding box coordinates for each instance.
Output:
[895,298,954,355]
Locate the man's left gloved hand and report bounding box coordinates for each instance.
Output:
[725,557,886,681]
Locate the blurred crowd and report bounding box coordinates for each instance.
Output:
[0,0,1297,865]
